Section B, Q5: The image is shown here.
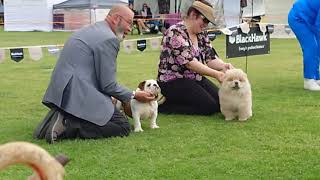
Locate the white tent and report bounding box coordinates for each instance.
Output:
[265,0,295,24]
[52,0,128,31]
[0,3,3,23]
[242,0,295,38]
[0,3,3,14]
[4,0,66,31]
[180,0,293,26]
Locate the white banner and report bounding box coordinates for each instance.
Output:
[28,47,43,61]
[123,41,134,54]
[47,46,60,56]
[0,49,5,63]
[150,38,160,50]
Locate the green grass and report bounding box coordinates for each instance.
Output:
[1,27,320,179]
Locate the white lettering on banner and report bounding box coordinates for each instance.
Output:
[11,52,23,56]
[238,45,265,52]
[137,43,146,47]
[239,46,247,51]
[234,33,268,44]
[248,45,265,50]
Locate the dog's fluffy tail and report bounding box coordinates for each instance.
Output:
[111,97,121,110]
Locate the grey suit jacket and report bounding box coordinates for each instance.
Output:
[43,21,132,126]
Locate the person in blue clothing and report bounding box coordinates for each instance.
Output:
[288,0,320,91]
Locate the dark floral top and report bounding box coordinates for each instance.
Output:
[157,22,216,82]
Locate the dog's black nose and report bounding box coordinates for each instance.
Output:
[235,81,239,85]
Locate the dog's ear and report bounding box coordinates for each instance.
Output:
[138,81,146,91]
[243,72,248,79]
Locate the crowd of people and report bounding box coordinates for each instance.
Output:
[33,0,320,144]
[34,4,155,144]
[34,0,231,144]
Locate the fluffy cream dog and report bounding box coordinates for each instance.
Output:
[115,79,161,132]
[219,68,252,121]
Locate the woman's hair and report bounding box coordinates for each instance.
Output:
[142,3,148,8]
[186,0,212,17]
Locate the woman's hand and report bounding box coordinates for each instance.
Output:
[215,71,225,83]
[212,55,234,72]
[186,59,225,82]
[222,63,234,72]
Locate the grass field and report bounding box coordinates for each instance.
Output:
[1,27,320,179]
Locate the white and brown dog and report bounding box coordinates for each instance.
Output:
[115,79,161,132]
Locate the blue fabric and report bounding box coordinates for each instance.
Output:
[288,0,320,79]
[146,20,161,27]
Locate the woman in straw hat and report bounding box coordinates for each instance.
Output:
[156,0,234,115]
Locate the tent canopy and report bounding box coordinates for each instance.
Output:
[4,0,65,31]
[53,0,127,9]
[0,3,3,13]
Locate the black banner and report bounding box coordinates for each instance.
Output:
[10,48,24,62]
[137,40,146,52]
[207,31,217,41]
[226,26,270,58]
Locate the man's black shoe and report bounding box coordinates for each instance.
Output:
[45,112,66,144]
[33,108,58,139]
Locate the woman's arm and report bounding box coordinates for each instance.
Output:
[186,59,225,83]
[207,56,234,72]
[201,33,234,72]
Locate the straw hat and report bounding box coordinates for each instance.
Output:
[192,1,215,23]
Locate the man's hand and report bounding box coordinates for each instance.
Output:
[121,91,156,118]
[134,91,156,103]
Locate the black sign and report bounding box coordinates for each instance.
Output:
[207,31,217,41]
[137,40,146,52]
[267,24,274,34]
[226,26,270,58]
[10,48,24,62]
